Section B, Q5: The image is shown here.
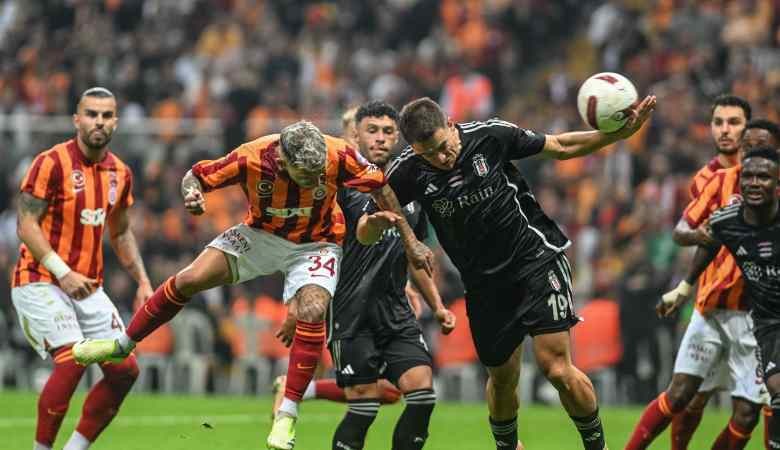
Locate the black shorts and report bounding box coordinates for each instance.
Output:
[465,253,580,367]
[754,319,780,381]
[328,324,432,388]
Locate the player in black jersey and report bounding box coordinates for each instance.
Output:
[328,101,456,450]
[383,95,656,450]
[662,146,780,448]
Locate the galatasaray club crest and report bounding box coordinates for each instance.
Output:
[548,270,561,292]
[472,153,489,177]
[71,170,86,193]
[256,180,274,197]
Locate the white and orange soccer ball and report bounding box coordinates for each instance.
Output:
[576,72,638,133]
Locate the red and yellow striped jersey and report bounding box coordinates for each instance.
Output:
[682,165,746,312]
[688,156,725,199]
[192,134,385,245]
[13,139,134,287]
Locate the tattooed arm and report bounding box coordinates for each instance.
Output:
[17,192,97,299]
[371,185,434,274]
[16,192,54,262]
[181,170,207,215]
[108,207,153,304]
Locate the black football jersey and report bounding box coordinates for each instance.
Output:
[709,202,780,322]
[327,188,427,341]
[385,119,570,290]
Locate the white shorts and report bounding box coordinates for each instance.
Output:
[11,283,125,360]
[673,309,768,404]
[207,223,342,302]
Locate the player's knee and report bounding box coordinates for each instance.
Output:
[732,402,761,431]
[665,384,697,413]
[540,359,572,388]
[295,285,331,322]
[345,383,376,399]
[489,370,520,393]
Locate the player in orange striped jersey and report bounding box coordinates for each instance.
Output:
[73,120,433,450]
[11,88,153,450]
[626,96,768,450]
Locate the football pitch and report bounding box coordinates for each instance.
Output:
[0,391,765,449]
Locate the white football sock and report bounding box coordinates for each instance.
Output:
[278,397,299,418]
[302,381,316,400]
[34,442,52,450]
[63,431,91,450]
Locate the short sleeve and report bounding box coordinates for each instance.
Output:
[191,146,249,192]
[476,119,546,161]
[119,168,134,208]
[337,146,386,193]
[20,152,60,200]
[385,153,417,207]
[682,172,723,227]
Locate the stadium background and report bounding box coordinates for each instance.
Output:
[0,1,779,448]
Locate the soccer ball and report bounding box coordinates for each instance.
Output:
[576,72,638,133]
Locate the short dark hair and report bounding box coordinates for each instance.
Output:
[355,100,399,125]
[398,97,447,144]
[711,94,751,121]
[745,119,780,144]
[743,145,780,164]
[80,87,115,100]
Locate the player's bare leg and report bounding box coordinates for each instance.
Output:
[671,390,711,449]
[485,345,523,450]
[625,373,703,449]
[533,331,607,450]
[73,248,232,365]
[710,396,761,449]
[268,284,330,450]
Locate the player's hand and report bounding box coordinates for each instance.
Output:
[366,211,402,231]
[276,301,298,347]
[407,240,435,276]
[134,281,154,306]
[435,308,456,335]
[183,187,206,215]
[612,95,657,139]
[60,271,99,300]
[656,280,693,318]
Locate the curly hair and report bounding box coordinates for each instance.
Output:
[280,120,327,171]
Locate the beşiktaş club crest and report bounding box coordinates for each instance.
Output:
[256,180,274,197]
[107,171,118,205]
[548,270,561,292]
[472,153,489,177]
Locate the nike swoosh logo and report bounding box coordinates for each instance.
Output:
[297,363,315,370]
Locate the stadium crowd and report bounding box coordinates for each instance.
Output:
[1,0,780,403]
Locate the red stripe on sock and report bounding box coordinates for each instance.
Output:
[284,320,325,402]
[126,277,189,341]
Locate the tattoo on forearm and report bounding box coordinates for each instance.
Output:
[17,193,48,222]
[181,170,204,198]
[372,186,415,242]
[294,285,330,322]
[114,231,149,285]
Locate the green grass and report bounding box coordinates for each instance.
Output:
[0,390,765,449]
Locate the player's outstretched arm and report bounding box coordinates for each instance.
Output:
[108,207,153,304]
[541,95,656,160]
[356,211,401,245]
[672,217,715,247]
[656,243,720,317]
[407,263,456,335]
[370,185,434,275]
[17,192,97,299]
[181,170,207,215]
